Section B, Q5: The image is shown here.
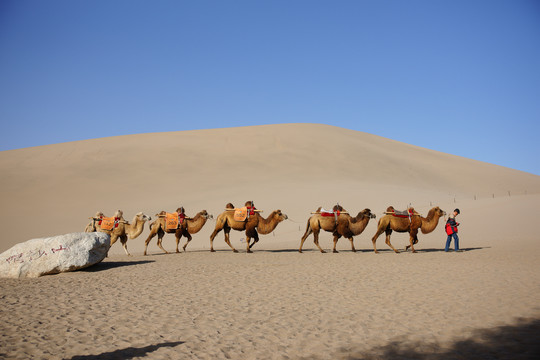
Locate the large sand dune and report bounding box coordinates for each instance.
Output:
[1,124,539,359]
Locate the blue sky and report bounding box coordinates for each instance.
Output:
[1,0,539,175]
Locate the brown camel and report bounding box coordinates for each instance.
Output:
[333,208,376,252]
[88,211,151,256]
[143,209,213,255]
[371,206,446,253]
[209,203,288,253]
[299,205,373,253]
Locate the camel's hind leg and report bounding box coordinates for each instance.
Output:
[313,230,326,253]
[332,234,342,253]
[209,227,221,252]
[143,228,158,256]
[223,228,238,253]
[384,229,400,253]
[371,227,385,254]
[156,229,169,254]
[299,221,312,253]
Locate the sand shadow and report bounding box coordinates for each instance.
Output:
[334,317,540,360]
[82,260,154,272]
[68,340,184,360]
[413,246,488,253]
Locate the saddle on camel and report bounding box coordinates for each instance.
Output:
[384,206,420,219]
[157,208,187,231]
[86,210,126,232]
[311,204,348,223]
[226,201,261,222]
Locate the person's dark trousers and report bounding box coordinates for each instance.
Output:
[445,233,459,251]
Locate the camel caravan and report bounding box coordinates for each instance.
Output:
[85,202,447,256]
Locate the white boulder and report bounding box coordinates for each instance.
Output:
[0,232,110,278]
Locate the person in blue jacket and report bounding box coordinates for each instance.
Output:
[445,208,461,252]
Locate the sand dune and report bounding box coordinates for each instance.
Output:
[1,124,539,359]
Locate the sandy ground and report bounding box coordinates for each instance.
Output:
[1,124,540,359]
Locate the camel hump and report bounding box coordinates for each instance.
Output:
[386,206,395,212]
[176,207,185,214]
[333,204,345,212]
[225,203,235,209]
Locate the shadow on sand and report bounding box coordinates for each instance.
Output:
[334,317,540,360]
[82,260,154,272]
[68,341,184,360]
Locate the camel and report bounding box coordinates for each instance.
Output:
[143,209,213,255]
[209,203,288,253]
[299,206,375,253]
[88,211,151,256]
[333,208,376,252]
[371,206,446,253]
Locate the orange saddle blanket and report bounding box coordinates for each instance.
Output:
[166,212,180,230]
[100,217,116,231]
[233,207,248,222]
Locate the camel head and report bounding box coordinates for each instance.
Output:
[431,207,446,218]
[134,212,152,222]
[361,208,376,219]
[225,203,235,209]
[271,210,288,222]
[199,210,213,220]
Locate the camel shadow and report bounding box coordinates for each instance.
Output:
[68,340,184,360]
[82,260,154,272]
[333,318,540,360]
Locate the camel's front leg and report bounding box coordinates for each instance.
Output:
[407,230,418,253]
[348,237,356,252]
[182,231,192,252]
[247,232,259,253]
[120,235,132,256]
[175,230,185,253]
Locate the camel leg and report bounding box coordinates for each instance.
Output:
[182,231,192,252]
[209,227,221,252]
[313,230,326,253]
[247,232,259,253]
[120,235,131,256]
[156,230,169,254]
[223,228,238,253]
[175,230,185,253]
[407,229,418,253]
[385,229,400,253]
[143,231,157,256]
[299,224,313,253]
[332,234,341,253]
[371,228,384,254]
[405,237,419,251]
[348,237,356,252]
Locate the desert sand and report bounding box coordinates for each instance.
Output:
[1,124,539,359]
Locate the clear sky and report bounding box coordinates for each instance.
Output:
[1,0,539,175]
